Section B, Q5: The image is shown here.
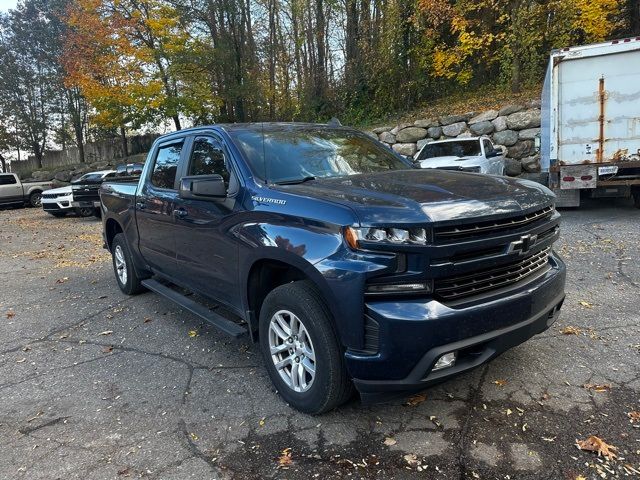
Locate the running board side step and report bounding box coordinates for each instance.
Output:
[141,279,247,338]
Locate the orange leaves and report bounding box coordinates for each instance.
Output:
[277,448,293,468]
[575,435,618,460]
[405,393,427,407]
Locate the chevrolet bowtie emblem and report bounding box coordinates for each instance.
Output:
[508,234,538,255]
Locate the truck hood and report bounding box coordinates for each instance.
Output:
[418,155,482,169]
[43,186,72,195]
[275,169,554,224]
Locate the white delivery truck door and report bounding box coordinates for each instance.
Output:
[558,48,640,166]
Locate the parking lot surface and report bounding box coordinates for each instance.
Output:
[1,201,639,479]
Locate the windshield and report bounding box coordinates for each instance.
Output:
[417,141,481,160]
[78,173,107,182]
[229,127,410,184]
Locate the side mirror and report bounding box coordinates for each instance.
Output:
[486,149,501,158]
[179,175,226,200]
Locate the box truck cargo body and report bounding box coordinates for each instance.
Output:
[541,38,640,207]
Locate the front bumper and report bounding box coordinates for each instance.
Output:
[71,200,101,208]
[347,252,566,403]
[42,197,74,212]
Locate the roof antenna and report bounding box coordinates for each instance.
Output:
[327,117,342,127]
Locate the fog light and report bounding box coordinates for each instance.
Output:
[433,352,457,371]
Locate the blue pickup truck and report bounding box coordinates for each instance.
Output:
[99,123,566,414]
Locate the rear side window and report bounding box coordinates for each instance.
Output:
[188,137,230,185]
[151,142,183,189]
[0,174,17,185]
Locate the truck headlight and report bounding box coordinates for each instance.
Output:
[344,226,429,249]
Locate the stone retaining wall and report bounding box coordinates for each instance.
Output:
[370,101,542,176]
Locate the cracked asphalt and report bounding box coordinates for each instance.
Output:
[1,199,639,480]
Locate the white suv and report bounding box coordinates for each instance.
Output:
[42,171,115,217]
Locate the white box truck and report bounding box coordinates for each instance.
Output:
[541,37,640,207]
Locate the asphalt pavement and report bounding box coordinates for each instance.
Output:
[0,199,639,479]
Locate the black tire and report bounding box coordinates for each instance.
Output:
[111,233,145,295]
[93,208,102,218]
[632,189,640,209]
[75,207,94,217]
[28,191,42,207]
[259,280,353,414]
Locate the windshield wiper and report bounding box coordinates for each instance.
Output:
[274,176,317,185]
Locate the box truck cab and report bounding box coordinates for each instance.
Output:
[541,37,640,207]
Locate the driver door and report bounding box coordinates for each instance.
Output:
[483,139,504,175]
[172,135,242,308]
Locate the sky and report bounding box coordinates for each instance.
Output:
[0,0,17,12]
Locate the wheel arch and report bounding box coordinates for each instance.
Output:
[243,252,342,344]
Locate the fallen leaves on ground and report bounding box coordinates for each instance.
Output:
[143,317,152,323]
[628,411,640,423]
[189,432,199,441]
[56,277,68,284]
[188,330,198,338]
[576,435,618,460]
[277,448,293,468]
[561,326,582,335]
[583,383,611,393]
[383,437,397,446]
[403,454,419,466]
[579,301,593,309]
[102,345,114,354]
[98,330,113,336]
[493,379,507,387]
[405,393,427,406]
[6,310,15,319]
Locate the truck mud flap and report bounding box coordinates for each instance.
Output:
[141,279,247,338]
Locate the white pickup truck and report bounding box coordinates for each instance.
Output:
[0,173,52,207]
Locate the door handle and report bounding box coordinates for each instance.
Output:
[173,208,188,218]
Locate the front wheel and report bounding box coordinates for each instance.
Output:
[632,188,640,209]
[28,191,42,207]
[111,233,145,295]
[259,281,353,414]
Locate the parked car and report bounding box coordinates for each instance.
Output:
[70,170,117,217]
[42,186,74,217]
[100,124,565,414]
[0,173,52,208]
[415,137,505,175]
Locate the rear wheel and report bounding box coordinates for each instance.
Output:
[111,233,145,295]
[28,191,42,207]
[259,280,352,414]
[75,207,94,217]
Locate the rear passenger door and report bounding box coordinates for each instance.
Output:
[136,138,186,278]
[172,135,242,308]
[0,174,23,203]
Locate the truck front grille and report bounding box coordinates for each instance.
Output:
[434,206,554,243]
[434,247,551,302]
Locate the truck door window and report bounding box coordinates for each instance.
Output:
[151,142,183,189]
[0,174,17,185]
[188,137,231,187]
[483,140,494,155]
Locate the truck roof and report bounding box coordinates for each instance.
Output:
[427,136,486,144]
[550,36,640,59]
[155,123,351,143]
